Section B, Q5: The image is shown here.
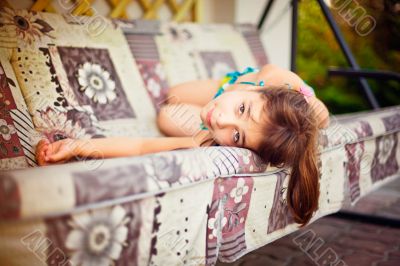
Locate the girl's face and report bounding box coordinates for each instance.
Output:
[200,86,266,151]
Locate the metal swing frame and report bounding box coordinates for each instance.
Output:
[258,0,400,228]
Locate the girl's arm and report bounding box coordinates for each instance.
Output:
[75,136,199,158]
[237,64,305,90]
[237,64,330,129]
[307,97,330,129]
[165,65,302,107]
[166,79,221,106]
[36,136,200,166]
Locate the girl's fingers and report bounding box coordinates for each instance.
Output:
[36,143,47,163]
[37,153,48,166]
[37,139,75,165]
[45,144,54,161]
[38,139,49,148]
[36,139,50,155]
[48,148,69,162]
[37,141,45,151]
[57,159,68,164]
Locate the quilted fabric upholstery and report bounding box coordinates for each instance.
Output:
[0,106,399,265]
[0,10,265,170]
[0,8,162,172]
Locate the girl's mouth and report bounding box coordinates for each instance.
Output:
[206,107,215,129]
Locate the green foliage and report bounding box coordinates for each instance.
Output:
[297,0,400,114]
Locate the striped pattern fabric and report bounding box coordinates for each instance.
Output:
[236,24,269,67]
[123,26,170,112]
[124,34,160,61]
[9,109,38,167]
[0,57,38,168]
[218,232,247,262]
[211,148,240,176]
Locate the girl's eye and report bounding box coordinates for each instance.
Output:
[233,130,240,143]
[239,103,245,115]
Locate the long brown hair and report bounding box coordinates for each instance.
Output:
[200,86,320,227]
[255,86,320,227]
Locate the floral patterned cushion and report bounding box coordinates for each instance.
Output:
[0,8,163,166]
[156,23,263,87]
[0,105,399,265]
[0,9,269,171]
[118,20,267,113]
[118,19,170,114]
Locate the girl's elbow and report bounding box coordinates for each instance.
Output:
[319,114,330,129]
[311,98,330,129]
[318,104,330,129]
[156,110,169,136]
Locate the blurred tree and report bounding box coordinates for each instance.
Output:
[297,0,400,114]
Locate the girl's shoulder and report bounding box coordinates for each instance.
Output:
[225,67,260,83]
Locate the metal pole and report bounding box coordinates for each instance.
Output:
[290,0,298,72]
[257,0,276,30]
[316,0,379,109]
[328,68,400,82]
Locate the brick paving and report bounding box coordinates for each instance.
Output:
[216,176,400,266]
[341,177,400,220]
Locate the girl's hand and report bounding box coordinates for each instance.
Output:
[35,138,51,166]
[35,138,80,166]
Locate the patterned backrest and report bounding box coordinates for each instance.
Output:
[0,8,268,170]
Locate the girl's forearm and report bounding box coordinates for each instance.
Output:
[74,136,198,159]
[74,137,143,159]
[257,64,304,90]
[257,65,330,128]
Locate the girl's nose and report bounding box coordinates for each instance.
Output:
[216,112,236,129]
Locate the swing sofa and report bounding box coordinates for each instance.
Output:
[0,9,399,266]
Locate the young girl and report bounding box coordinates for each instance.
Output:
[35,64,330,226]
